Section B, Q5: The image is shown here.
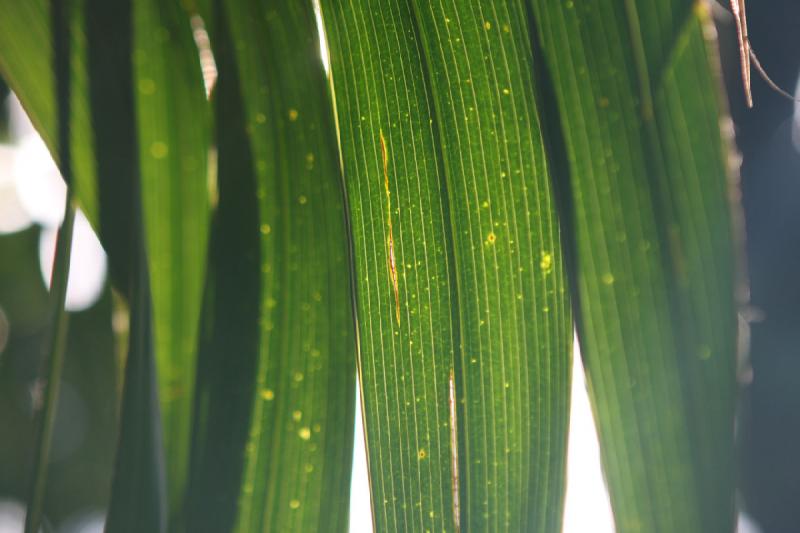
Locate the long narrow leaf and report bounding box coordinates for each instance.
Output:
[321,2,459,530]
[321,1,572,531]
[529,1,740,531]
[19,2,95,529]
[106,253,167,533]
[409,2,572,530]
[186,8,261,528]
[0,0,168,528]
[24,2,77,530]
[0,0,98,224]
[0,0,139,293]
[188,1,356,531]
[0,1,206,521]
[131,0,210,524]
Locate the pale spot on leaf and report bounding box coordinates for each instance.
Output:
[150,142,168,159]
[540,252,553,273]
[138,78,156,95]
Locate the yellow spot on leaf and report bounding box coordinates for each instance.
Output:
[260,224,271,235]
[260,389,274,401]
[289,499,300,510]
[255,112,266,124]
[292,410,302,421]
[483,21,491,30]
[486,232,497,244]
[150,142,168,159]
[601,272,615,285]
[138,78,156,95]
[418,449,427,460]
[288,108,299,121]
[299,427,311,440]
[540,252,553,273]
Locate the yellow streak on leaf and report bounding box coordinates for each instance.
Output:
[380,129,401,325]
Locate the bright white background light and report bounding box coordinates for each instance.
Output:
[0,94,107,312]
[38,210,107,312]
[792,72,800,153]
[347,335,616,533]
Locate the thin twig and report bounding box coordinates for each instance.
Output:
[729,0,752,107]
[749,46,800,103]
[24,0,73,530]
[726,0,799,106]
[24,195,76,533]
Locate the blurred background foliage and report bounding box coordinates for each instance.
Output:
[0,225,118,531]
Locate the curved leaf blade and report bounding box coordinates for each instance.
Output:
[0,0,139,292]
[322,2,459,530]
[0,0,98,224]
[189,2,357,532]
[409,2,572,530]
[321,1,572,531]
[131,0,211,523]
[529,1,740,531]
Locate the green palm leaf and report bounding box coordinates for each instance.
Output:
[0,0,744,531]
[0,0,98,224]
[0,0,211,527]
[130,1,210,522]
[188,2,356,532]
[320,0,572,530]
[528,1,739,530]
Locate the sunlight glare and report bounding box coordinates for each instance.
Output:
[313,0,331,76]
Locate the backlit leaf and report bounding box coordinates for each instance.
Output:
[529,1,740,530]
[320,1,572,530]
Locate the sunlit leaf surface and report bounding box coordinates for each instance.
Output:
[188,2,356,532]
[0,0,743,531]
[131,0,210,522]
[529,1,739,531]
[321,1,571,530]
